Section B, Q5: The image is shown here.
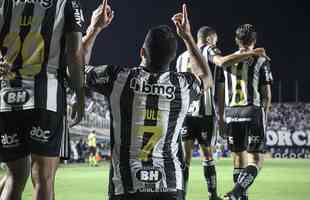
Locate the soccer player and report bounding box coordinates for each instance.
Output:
[0,0,85,199]
[76,3,213,200]
[217,24,273,200]
[88,130,98,166]
[176,26,268,200]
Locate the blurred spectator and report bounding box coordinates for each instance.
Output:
[268,103,310,131]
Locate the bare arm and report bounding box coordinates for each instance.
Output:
[260,84,272,113]
[82,0,114,65]
[66,31,85,126]
[172,4,213,89]
[213,52,253,67]
[213,48,270,67]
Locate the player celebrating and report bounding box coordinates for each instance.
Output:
[176,26,268,200]
[76,3,213,200]
[0,0,85,199]
[217,24,273,200]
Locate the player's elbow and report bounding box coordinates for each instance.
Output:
[213,57,226,67]
[202,75,214,89]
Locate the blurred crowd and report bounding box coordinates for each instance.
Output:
[268,103,310,131]
[66,93,310,161]
[68,138,110,163]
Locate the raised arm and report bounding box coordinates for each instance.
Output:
[172,4,213,89]
[212,48,270,67]
[82,0,114,65]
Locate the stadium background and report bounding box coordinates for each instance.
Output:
[2,0,310,199]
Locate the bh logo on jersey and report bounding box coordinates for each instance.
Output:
[3,89,30,106]
[1,134,20,148]
[13,0,53,9]
[130,78,176,100]
[30,127,51,143]
[136,168,163,183]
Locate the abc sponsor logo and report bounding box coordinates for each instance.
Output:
[13,0,53,9]
[136,168,163,183]
[30,127,51,143]
[1,134,20,148]
[3,88,30,106]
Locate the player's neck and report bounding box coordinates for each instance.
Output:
[197,41,209,48]
[144,64,170,73]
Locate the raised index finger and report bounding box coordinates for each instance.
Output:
[182,4,188,23]
[102,0,108,10]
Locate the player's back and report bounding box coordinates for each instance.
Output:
[0,0,84,113]
[86,65,202,194]
[221,54,272,108]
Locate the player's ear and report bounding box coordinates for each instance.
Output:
[140,48,146,60]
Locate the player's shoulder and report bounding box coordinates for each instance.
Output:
[257,56,270,65]
[177,50,190,60]
[174,71,200,85]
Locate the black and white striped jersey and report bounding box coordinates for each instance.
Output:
[176,44,220,117]
[217,53,273,121]
[0,0,84,113]
[85,65,203,195]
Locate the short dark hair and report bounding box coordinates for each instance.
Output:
[197,26,216,41]
[235,24,257,46]
[143,25,177,66]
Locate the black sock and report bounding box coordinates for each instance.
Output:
[233,168,248,200]
[232,165,259,198]
[203,160,218,198]
[183,165,189,198]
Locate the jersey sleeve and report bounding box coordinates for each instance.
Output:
[0,0,4,33]
[204,46,222,64]
[64,0,85,33]
[182,72,203,100]
[176,55,182,72]
[85,65,122,96]
[259,60,273,85]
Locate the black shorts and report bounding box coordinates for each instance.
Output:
[109,191,184,200]
[225,109,266,153]
[0,109,67,162]
[89,147,96,155]
[181,116,216,146]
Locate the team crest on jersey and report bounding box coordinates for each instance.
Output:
[13,0,53,9]
[3,88,30,106]
[136,168,163,183]
[130,78,176,100]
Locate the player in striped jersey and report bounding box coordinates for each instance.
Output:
[218,24,273,200]
[77,4,213,200]
[0,0,85,199]
[176,26,268,200]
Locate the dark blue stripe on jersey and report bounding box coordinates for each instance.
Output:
[226,67,233,104]
[141,73,161,191]
[13,3,34,75]
[119,71,135,193]
[108,100,115,195]
[35,2,57,110]
[0,0,12,91]
[11,4,35,111]
[0,0,12,55]
[143,74,160,163]
[164,72,181,189]
[247,58,256,105]
[108,161,115,198]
